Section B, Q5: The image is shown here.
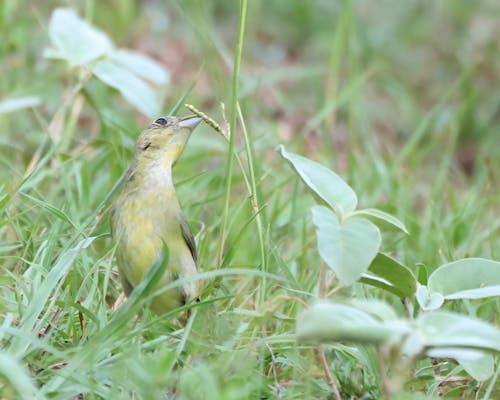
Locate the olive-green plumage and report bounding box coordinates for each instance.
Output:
[111,115,202,314]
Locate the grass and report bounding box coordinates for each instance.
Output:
[1,0,500,399]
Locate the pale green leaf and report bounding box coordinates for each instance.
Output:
[312,206,381,285]
[426,348,494,381]
[417,311,500,351]
[350,208,408,234]
[416,284,444,310]
[112,50,169,85]
[45,8,113,66]
[92,59,160,117]
[296,301,408,344]
[428,258,500,300]
[349,299,399,321]
[456,352,494,381]
[280,146,357,215]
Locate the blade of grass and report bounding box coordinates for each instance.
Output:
[237,103,268,308]
[216,0,247,268]
[0,352,45,400]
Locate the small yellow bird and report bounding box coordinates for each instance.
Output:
[111,115,202,314]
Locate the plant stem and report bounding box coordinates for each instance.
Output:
[317,263,340,399]
[266,343,281,400]
[317,345,341,400]
[216,0,247,268]
[237,104,268,308]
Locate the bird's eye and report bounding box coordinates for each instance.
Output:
[154,117,168,125]
[141,142,151,150]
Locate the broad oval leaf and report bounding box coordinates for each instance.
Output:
[312,206,381,285]
[456,352,494,381]
[349,299,399,321]
[404,310,500,374]
[45,8,113,66]
[112,50,170,85]
[360,252,416,297]
[280,146,357,215]
[426,348,494,381]
[428,258,500,300]
[417,311,500,352]
[92,59,160,117]
[296,301,408,344]
[349,208,408,234]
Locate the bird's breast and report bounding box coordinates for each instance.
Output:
[113,182,181,280]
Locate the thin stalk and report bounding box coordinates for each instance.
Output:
[216,0,248,267]
[237,103,267,307]
[266,343,282,400]
[317,263,341,400]
[345,0,360,180]
[324,0,349,156]
[317,346,341,400]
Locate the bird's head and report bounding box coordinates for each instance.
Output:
[134,115,202,167]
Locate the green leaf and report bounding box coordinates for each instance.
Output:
[0,96,41,114]
[280,146,357,215]
[456,352,494,381]
[416,311,500,352]
[45,8,113,66]
[312,206,381,285]
[297,303,500,383]
[416,284,444,310]
[428,258,500,300]
[44,8,170,117]
[112,50,169,85]
[92,59,160,117]
[426,348,494,381]
[296,301,408,345]
[349,299,399,321]
[360,253,417,297]
[349,208,408,234]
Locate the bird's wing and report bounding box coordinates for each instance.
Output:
[180,215,197,264]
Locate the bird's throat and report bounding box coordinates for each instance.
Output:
[139,159,174,191]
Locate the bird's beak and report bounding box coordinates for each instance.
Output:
[178,115,202,130]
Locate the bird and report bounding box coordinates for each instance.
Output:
[111,115,202,314]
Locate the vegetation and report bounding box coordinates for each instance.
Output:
[1,1,500,398]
